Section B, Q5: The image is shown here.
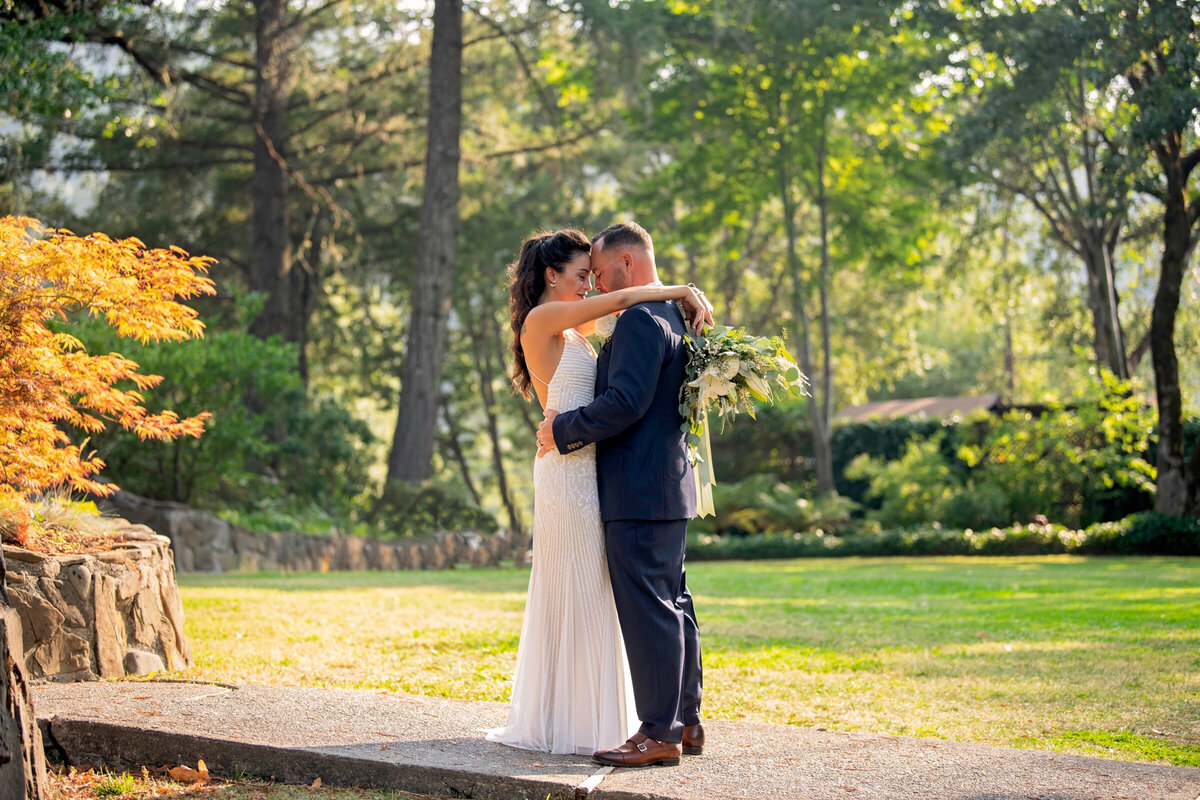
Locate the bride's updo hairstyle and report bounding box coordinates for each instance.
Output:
[508,228,591,400]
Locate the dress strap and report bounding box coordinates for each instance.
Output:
[529,330,581,386]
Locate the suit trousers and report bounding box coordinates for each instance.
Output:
[604,519,703,743]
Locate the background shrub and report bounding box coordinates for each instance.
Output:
[370,477,498,537]
[687,513,1200,560]
[1078,512,1200,556]
[65,297,375,524]
[712,373,1174,530]
[688,473,858,537]
[844,436,957,527]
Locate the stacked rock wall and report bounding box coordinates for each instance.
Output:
[103,491,530,574]
[0,550,49,799]
[2,522,190,681]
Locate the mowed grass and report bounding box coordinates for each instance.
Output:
[176,556,1200,766]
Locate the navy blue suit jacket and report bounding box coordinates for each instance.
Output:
[552,300,697,522]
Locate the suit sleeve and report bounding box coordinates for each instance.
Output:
[552,306,665,454]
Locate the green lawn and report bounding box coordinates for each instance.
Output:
[176,556,1200,766]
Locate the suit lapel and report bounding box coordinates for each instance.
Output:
[595,339,611,393]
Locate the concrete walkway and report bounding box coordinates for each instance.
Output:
[33,681,1200,800]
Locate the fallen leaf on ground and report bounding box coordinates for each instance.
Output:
[168,759,210,784]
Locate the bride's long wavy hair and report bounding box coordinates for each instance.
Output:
[507,228,591,400]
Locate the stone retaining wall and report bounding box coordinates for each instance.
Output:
[2,521,191,681]
[102,491,530,574]
[1,550,49,798]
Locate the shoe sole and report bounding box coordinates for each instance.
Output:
[593,757,681,768]
[682,745,703,755]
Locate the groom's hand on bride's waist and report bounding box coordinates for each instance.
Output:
[536,409,559,457]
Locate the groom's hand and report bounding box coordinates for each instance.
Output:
[536,409,559,457]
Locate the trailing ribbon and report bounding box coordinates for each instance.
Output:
[692,408,716,518]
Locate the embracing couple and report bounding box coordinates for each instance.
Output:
[485,222,712,767]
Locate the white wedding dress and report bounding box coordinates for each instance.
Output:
[486,328,638,755]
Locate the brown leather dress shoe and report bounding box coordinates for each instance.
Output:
[593,732,682,768]
[681,722,705,755]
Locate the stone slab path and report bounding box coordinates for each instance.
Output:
[33,681,1200,800]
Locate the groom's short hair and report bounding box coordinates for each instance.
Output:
[593,222,653,254]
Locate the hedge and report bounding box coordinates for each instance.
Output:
[686,512,1200,560]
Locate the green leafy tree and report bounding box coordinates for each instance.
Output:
[17,0,432,381]
[932,0,1200,513]
[940,4,1151,379]
[598,0,951,495]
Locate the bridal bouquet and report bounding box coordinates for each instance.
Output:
[679,326,809,517]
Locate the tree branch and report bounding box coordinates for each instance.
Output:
[988,171,1081,257]
[1182,146,1200,183]
[465,4,559,123]
[285,0,351,32]
[78,28,252,107]
[80,29,171,85]
[51,157,252,172]
[166,42,255,72]
[477,127,597,162]
[69,130,254,152]
[309,128,597,186]
[1127,330,1152,374]
[287,52,428,112]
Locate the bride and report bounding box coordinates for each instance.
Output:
[486,228,710,755]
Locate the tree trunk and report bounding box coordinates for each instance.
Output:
[1187,428,1200,517]
[1150,134,1193,515]
[470,312,522,535]
[1003,317,1016,401]
[439,402,483,508]
[999,218,1016,401]
[1082,239,1129,379]
[0,551,49,800]
[777,133,836,496]
[293,211,327,384]
[815,119,835,436]
[387,0,463,483]
[248,0,308,364]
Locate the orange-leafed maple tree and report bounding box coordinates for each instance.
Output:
[0,216,217,508]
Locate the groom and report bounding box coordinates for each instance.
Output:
[536,222,705,768]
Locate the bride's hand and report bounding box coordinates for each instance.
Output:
[679,284,715,333]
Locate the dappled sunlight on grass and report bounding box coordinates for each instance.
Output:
[177,556,1200,766]
[181,571,528,700]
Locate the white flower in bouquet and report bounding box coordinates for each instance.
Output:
[738,362,773,401]
[689,367,736,407]
[593,313,618,341]
[718,357,740,380]
[678,324,809,517]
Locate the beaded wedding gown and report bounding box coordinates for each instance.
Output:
[486,328,638,755]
